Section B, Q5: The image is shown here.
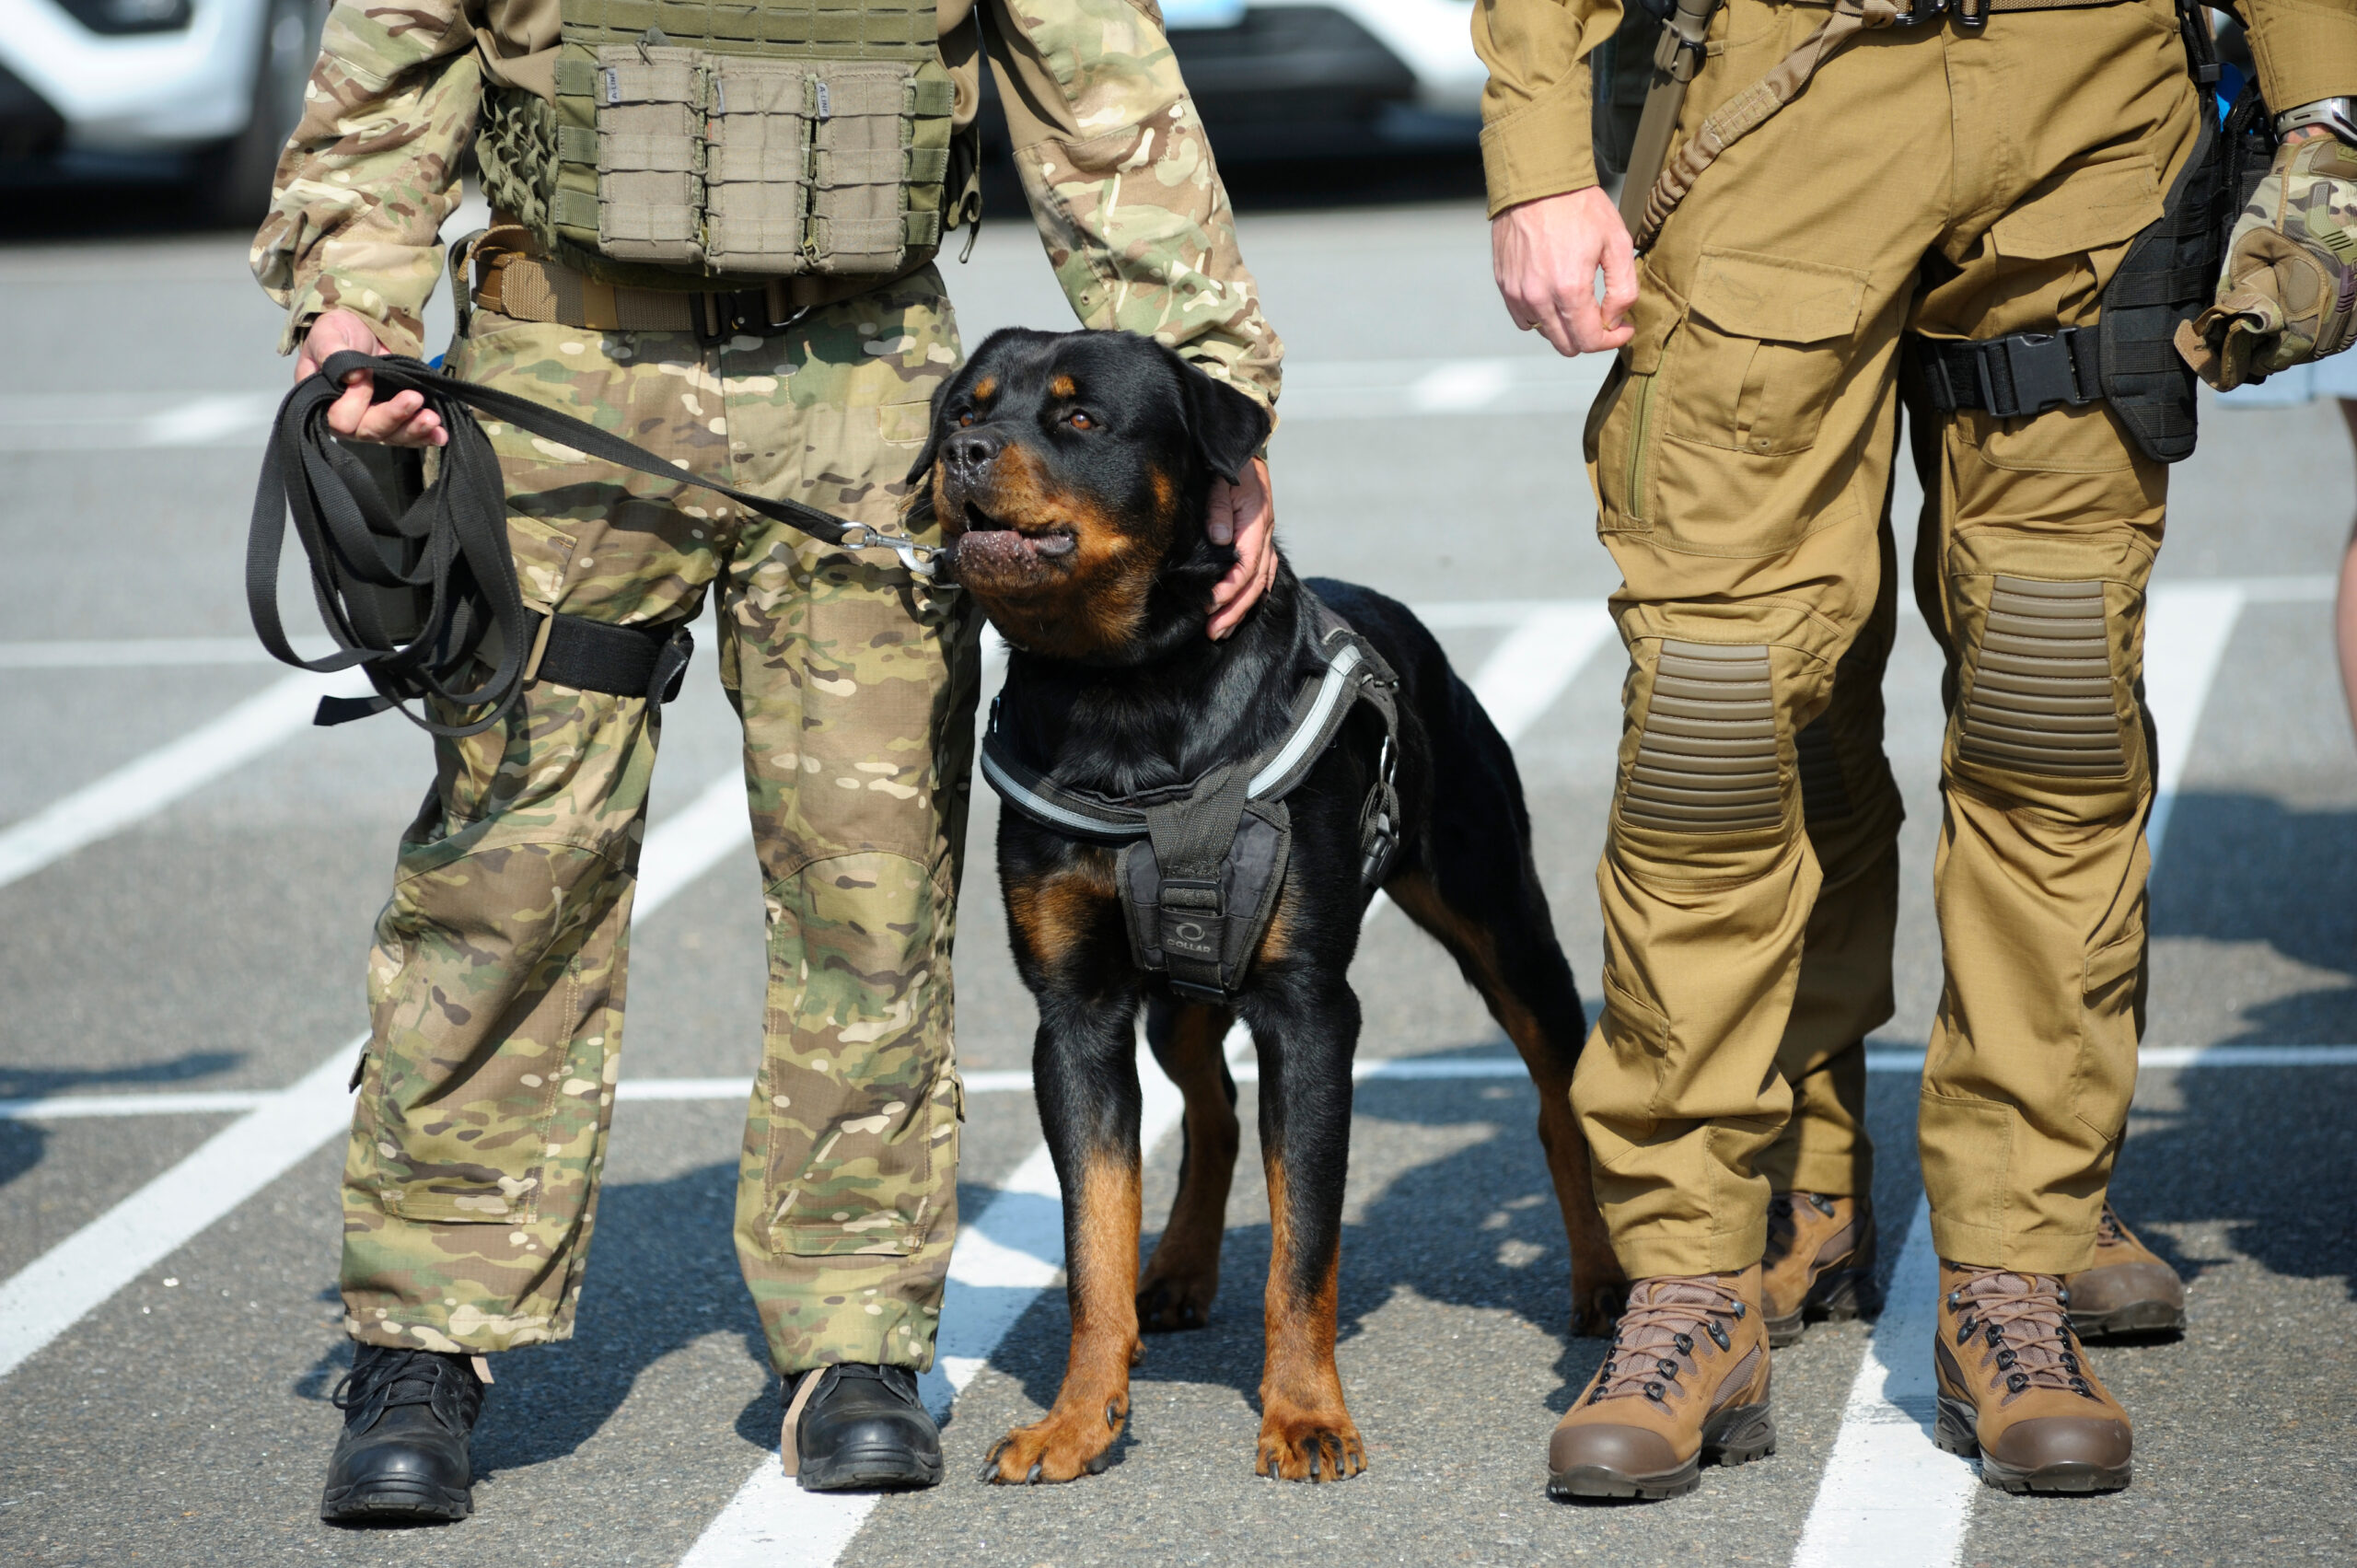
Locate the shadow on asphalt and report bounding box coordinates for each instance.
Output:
[0,1048,248,1186]
[976,1051,1610,1438]
[287,1159,775,1481]
[2152,791,2357,1044]
[2110,1066,2357,1304]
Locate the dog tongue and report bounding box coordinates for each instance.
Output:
[952,529,1039,570]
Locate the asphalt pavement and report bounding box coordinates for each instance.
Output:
[1,172,2353,1568]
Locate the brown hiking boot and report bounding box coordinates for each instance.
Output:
[1933,1263,2132,1494]
[2064,1203,2186,1342]
[1761,1191,1879,1348]
[1547,1264,1775,1502]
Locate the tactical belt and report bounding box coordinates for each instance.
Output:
[981,596,1402,1005]
[471,218,919,343]
[250,351,946,738]
[1916,328,2106,419]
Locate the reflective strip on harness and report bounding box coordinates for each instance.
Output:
[981,595,1402,1003]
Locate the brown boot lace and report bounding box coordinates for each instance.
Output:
[2093,1204,2124,1249]
[1763,1191,1835,1269]
[1945,1272,2101,1407]
[1586,1276,1750,1410]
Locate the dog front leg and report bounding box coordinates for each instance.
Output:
[984,1003,1144,1483]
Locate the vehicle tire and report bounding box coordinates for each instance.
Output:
[193,0,329,228]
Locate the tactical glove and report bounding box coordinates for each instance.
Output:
[2177,134,2357,391]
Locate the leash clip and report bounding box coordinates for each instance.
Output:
[837,523,951,583]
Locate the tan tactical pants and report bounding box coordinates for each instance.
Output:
[338,269,981,1375]
[1576,0,2196,1277]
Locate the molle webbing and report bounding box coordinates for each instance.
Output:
[476,0,956,290]
[1623,641,1782,832]
[1958,578,2127,777]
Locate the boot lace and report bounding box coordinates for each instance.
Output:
[331,1345,482,1435]
[1585,1276,1748,1409]
[1945,1272,2098,1406]
[1763,1191,1836,1269]
[2094,1203,2124,1249]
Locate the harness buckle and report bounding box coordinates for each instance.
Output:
[694,286,774,346]
[1891,0,1946,26]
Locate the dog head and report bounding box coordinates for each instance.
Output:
[907,328,1271,664]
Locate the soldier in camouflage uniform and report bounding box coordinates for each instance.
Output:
[254,0,1282,1519]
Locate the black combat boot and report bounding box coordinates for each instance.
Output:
[786,1364,942,1492]
[319,1344,485,1523]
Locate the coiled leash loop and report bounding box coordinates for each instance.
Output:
[249,351,951,737]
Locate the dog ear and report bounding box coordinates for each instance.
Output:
[1177,355,1271,484]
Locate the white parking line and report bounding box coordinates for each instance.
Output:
[678,599,1619,1564]
[0,767,752,1382]
[2142,583,2247,866]
[1794,576,2247,1568]
[0,668,372,894]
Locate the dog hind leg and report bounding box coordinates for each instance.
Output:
[1389,845,1627,1339]
[1137,997,1241,1331]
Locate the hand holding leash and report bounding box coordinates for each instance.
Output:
[296,309,448,448]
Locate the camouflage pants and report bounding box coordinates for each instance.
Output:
[339,268,980,1375]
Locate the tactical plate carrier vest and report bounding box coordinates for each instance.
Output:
[476,0,969,291]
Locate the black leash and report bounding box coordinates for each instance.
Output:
[248,351,950,737]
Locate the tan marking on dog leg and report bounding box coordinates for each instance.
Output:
[985,1151,1142,1483]
[1257,1159,1364,1482]
[1138,1004,1239,1331]
[1388,873,1627,1336]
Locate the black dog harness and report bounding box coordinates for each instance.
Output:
[250,351,949,737]
[981,598,1403,1005]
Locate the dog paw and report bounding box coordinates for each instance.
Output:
[980,1399,1127,1484]
[1255,1411,1365,1483]
[1571,1275,1631,1339]
[1136,1272,1216,1333]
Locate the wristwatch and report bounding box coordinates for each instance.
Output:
[2275,97,2357,146]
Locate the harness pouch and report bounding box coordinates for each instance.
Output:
[808,63,944,275]
[1117,807,1292,1003]
[589,46,705,265]
[704,59,814,274]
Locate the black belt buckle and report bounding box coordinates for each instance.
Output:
[1892,0,1947,27]
[694,286,772,347]
[1995,329,2097,418]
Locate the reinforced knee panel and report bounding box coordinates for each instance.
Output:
[1956,577,2128,780]
[1620,641,1782,833]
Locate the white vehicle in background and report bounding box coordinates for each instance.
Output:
[0,0,327,223]
[1160,0,1485,156]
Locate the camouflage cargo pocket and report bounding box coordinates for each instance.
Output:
[357,827,633,1226]
[755,850,956,1256]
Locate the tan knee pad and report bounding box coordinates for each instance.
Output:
[1620,640,1782,834]
[1956,576,2131,781]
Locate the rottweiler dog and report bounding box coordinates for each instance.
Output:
[910,327,1622,1485]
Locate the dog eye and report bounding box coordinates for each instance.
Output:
[1068,412,1094,431]
[957,412,975,428]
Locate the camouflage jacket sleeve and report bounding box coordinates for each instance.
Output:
[2231,1,2357,111]
[979,0,1283,414]
[250,0,482,360]
[1472,0,1621,216]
